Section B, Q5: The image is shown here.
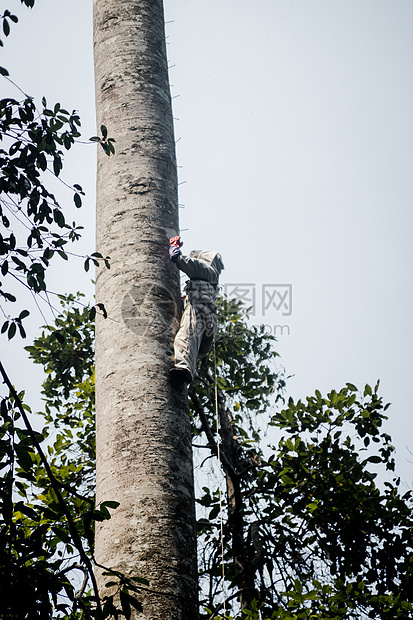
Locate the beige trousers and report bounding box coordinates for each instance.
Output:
[173,300,217,378]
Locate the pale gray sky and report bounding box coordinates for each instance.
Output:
[2,0,413,483]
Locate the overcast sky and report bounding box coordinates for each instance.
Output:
[2,0,413,484]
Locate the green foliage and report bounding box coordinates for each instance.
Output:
[25,293,96,495]
[189,299,413,620]
[253,383,413,619]
[0,90,111,337]
[0,375,97,618]
[0,295,145,618]
[0,4,124,614]
[90,125,116,157]
[194,296,284,437]
[0,4,38,53]
[0,94,84,329]
[0,9,19,48]
[3,291,413,618]
[0,1,111,338]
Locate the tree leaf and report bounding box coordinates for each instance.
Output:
[7,322,16,340]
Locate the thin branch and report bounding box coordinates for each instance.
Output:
[92,558,198,603]
[189,387,237,480]
[207,588,253,620]
[75,566,89,600]
[4,75,29,98]
[0,361,104,620]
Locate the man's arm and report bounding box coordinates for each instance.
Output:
[169,236,217,282]
[175,254,217,282]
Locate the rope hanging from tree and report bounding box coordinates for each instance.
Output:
[213,339,227,617]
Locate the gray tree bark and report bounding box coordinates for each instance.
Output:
[93,1,198,618]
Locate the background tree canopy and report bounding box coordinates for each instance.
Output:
[1,293,412,618]
[0,2,111,340]
[0,2,116,617]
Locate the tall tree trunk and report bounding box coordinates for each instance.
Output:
[93,1,198,618]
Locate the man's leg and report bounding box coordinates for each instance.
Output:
[198,307,218,359]
[172,304,202,383]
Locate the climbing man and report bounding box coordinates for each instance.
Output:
[169,236,224,385]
